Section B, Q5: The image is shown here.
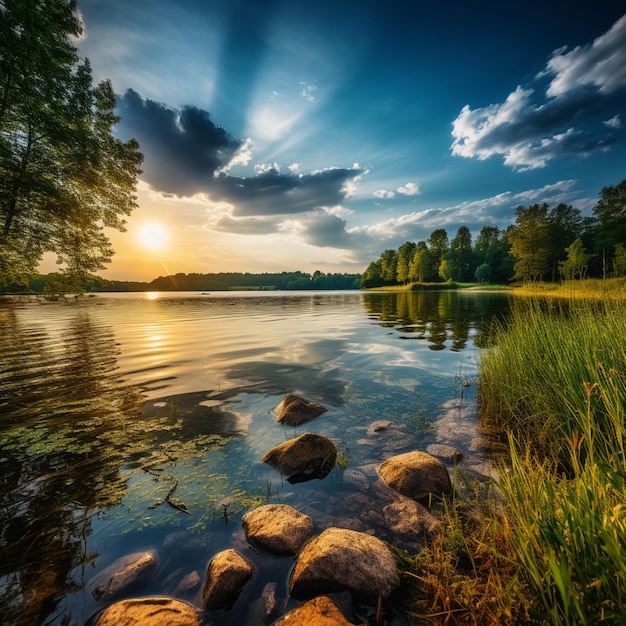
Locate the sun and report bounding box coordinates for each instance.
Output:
[137,223,168,250]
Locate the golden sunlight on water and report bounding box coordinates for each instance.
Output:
[0,290,510,625]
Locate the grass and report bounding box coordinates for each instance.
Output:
[396,294,626,624]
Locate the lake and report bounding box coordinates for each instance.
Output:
[0,290,510,625]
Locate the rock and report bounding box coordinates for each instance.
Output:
[275,394,327,426]
[272,595,364,625]
[202,549,254,611]
[426,443,464,463]
[261,432,337,482]
[91,550,159,601]
[95,597,201,625]
[242,504,314,555]
[382,497,443,541]
[366,420,394,435]
[173,570,201,596]
[342,469,369,492]
[289,527,401,601]
[378,450,452,503]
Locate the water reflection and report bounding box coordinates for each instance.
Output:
[0,306,235,625]
[363,290,508,350]
[0,291,510,625]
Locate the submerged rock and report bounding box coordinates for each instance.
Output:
[94,597,201,625]
[275,394,327,426]
[272,595,365,625]
[426,443,464,463]
[289,527,401,601]
[91,550,159,601]
[202,548,254,611]
[261,432,337,482]
[378,450,452,503]
[242,503,314,555]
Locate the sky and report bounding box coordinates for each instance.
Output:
[63,0,626,281]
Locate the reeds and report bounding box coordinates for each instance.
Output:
[401,296,626,624]
[479,297,626,624]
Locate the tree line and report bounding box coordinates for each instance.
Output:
[13,270,362,293]
[361,179,626,288]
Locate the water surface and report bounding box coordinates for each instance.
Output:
[0,290,509,625]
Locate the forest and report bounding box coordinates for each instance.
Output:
[361,179,626,288]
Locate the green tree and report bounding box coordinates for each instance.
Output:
[450,225,474,282]
[613,243,626,277]
[428,228,449,281]
[508,204,550,283]
[438,253,456,281]
[592,180,626,273]
[559,238,593,280]
[396,241,417,284]
[408,241,431,283]
[380,248,398,283]
[0,0,143,289]
[546,203,582,281]
[474,262,491,283]
[361,260,384,288]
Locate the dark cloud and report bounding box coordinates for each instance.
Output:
[301,211,351,248]
[116,89,242,194]
[212,215,281,235]
[115,90,363,216]
[211,168,362,216]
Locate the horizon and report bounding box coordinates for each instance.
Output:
[42,1,626,281]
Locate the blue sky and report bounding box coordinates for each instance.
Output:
[72,0,626,280]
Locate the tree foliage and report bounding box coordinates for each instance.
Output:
[0,0,143,289]
[361,178,626,287]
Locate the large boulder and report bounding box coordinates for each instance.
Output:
[272,595,364,626]
[289,527,400,601]
[202,549,254,611]
[378,450,452,503]
[261,433,336,482]
[91,550,159,601]
[275,394,327,426]
[242,504,314,555]
[95,597,201,625]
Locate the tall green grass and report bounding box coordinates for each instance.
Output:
[479,298,626,624]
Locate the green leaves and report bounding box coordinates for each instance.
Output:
[0,0,143,291]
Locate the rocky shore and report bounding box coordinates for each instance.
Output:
[88,394,497,625]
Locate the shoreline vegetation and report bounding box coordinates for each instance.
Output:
[395,285,626,625]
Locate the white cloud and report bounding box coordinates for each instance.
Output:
[450,14,626,171]
[545,14,626,97]
[374,189,395,199]
[254,162,281,174]
[219,137,254,173]
[300,82,318,102]
[604,114,622,129]
[397,182,420,196]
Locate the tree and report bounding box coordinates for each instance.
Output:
[593,180,626,271]
[428,228,449,281]
[613,243,626,277]
[396,241,417,284]
[380,248,398,283]
[361,260,384,288]
[0,0,143,289]
[546,203,582,281]
[450,226,474,282]
[408,241,431,283]
[508,204,550,283]
[559,238,593,280]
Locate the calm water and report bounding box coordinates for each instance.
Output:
[0,290,509,625]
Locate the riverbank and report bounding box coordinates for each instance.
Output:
[396,293,626,624]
